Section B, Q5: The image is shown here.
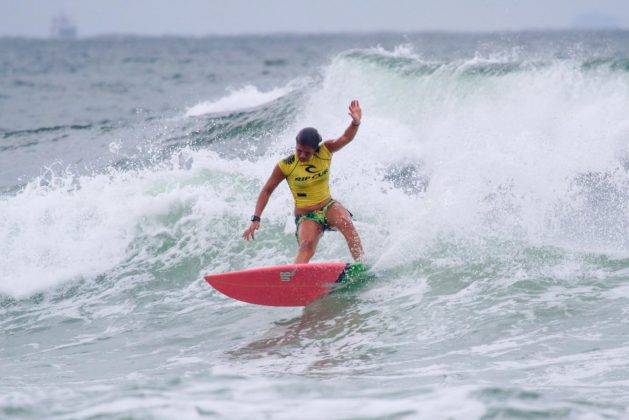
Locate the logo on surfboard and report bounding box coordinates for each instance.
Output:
[279,270,296,281]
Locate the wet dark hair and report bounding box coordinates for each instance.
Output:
[296,127,322,149]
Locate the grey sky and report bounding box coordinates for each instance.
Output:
[1,0,629,37]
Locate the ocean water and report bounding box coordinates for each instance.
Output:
[1,31,629,419]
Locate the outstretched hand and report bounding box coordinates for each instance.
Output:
[348,100,361,125]
[242,221,260,240]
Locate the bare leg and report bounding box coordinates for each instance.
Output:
[295,219,324,264]
[326,202,365,261]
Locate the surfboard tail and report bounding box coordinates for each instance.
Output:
[334,262,372,290]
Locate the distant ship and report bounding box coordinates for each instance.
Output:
[50,14,78,39]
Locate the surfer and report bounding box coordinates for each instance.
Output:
[243,100,365,264]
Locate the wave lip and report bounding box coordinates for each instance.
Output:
[184,84,295,117]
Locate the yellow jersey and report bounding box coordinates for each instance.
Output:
[277,143,332,207]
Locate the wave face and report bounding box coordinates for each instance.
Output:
[2,33,629,418]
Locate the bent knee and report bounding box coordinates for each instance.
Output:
[298,238,317,251]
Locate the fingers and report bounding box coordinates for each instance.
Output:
[348,99,362,124]
[348,100,361,116]
[242,223,259,240]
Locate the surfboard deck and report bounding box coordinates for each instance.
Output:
[205,262,369,307]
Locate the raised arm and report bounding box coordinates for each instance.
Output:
[324,100,362,153]
[242,165,286,240]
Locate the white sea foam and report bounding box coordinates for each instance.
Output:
[184,84,294,117]
[0,150,286,298]
[283,49,629,261]
[3,47,629,299]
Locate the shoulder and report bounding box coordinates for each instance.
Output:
[282,154,295,165]
[278,153,297,175]
[317,142,333,159]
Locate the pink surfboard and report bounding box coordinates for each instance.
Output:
[205,262,354,307]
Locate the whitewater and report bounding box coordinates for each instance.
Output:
[1,32,629,419]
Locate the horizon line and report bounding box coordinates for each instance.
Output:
[2,27,629,40]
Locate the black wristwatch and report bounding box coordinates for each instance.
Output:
[251,215,261,222]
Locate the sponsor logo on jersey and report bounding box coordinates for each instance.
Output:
[294,168,329,182]
[304,164,318,174]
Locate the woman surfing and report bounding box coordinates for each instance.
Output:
[243,99,365,264]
